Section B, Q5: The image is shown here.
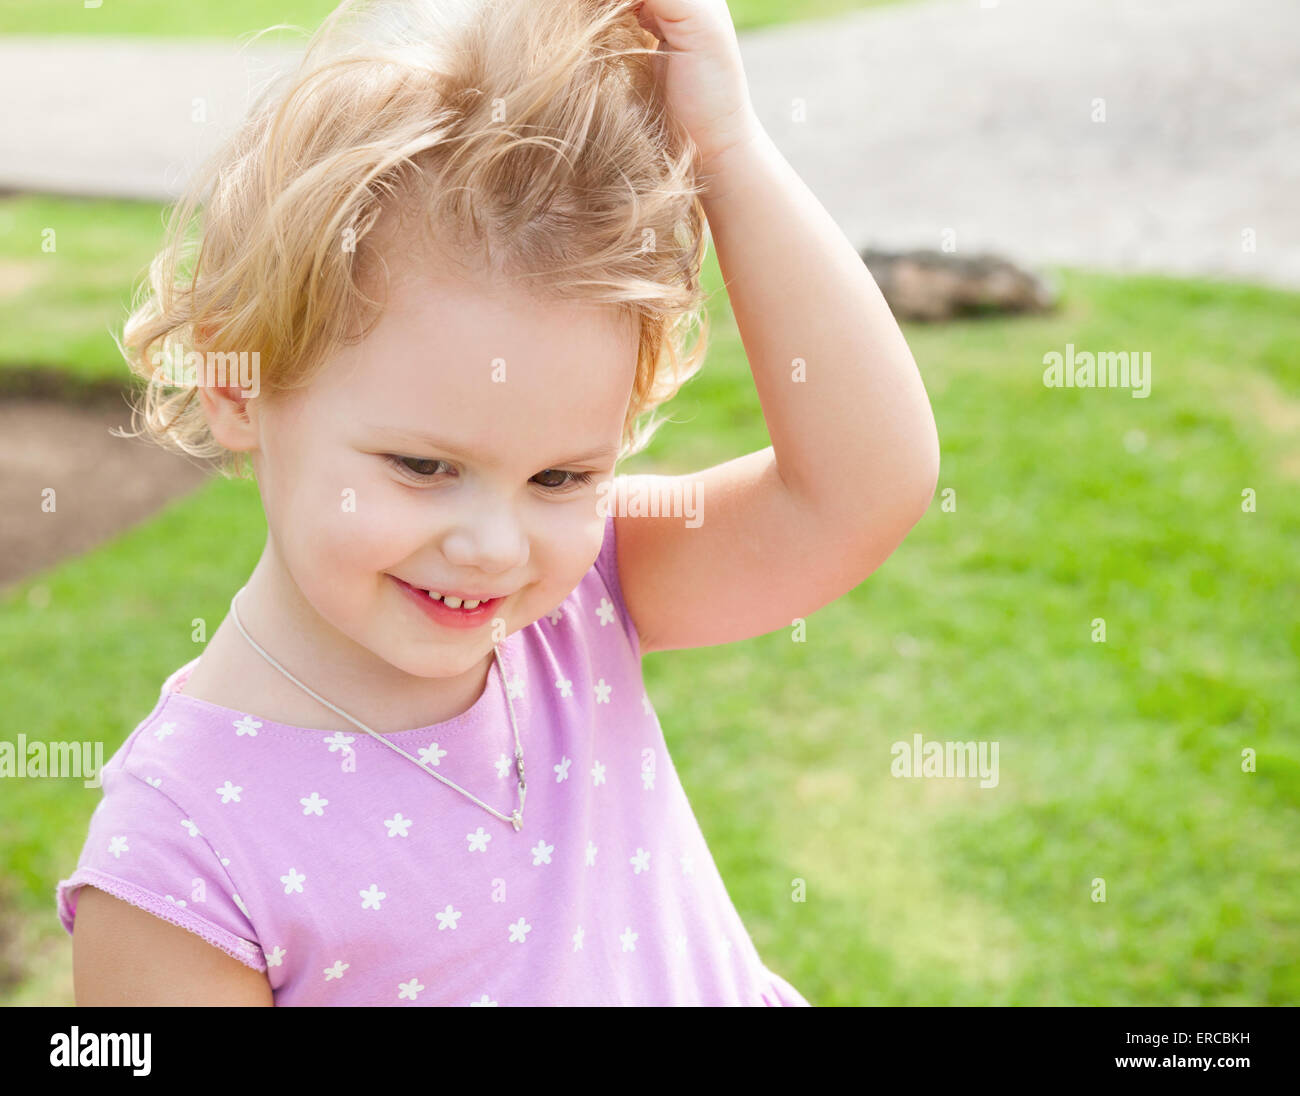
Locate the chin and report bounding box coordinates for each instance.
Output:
[389,641,493,680]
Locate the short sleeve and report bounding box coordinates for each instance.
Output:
[593,510,641,659]
[55,767,266,972]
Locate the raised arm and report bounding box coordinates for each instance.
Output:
[613,116,939,655]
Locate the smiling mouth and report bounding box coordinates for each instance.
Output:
[389,575,510,611]
[420,590,499,609]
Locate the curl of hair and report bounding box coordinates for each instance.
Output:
[116,0,710,478]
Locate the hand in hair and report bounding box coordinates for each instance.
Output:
[633,0,761,171]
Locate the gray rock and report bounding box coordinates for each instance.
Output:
[859,248,1059,322]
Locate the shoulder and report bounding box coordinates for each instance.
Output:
[584,510,641,658]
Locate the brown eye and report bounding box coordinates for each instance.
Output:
[532,469,596,491]
[532,469,570,488]
[387,455,447,478]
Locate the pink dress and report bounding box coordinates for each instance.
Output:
[56,513,811,1006]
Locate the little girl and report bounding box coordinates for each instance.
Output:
[55,0,938,1006]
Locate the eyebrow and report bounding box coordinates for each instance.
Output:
[367,425,619,466]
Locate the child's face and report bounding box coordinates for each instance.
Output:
[248,244,639,681]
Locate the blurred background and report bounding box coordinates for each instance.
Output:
[1,0,1297,1006]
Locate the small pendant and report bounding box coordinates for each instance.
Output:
[511,809,522,832]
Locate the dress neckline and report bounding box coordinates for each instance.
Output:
[161,626,522,740]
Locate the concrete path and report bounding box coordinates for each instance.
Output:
[2,0,1297,286]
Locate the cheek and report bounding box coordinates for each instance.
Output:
[534,518,606,602]
[327,503,430,596]
[274,452,416,586]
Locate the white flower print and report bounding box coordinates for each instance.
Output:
[546,606,563,626]
[107,835,128,858]
[323,732,354,754]
[280,868,306,895]
[164,895,188,908]
[144,776,162,788]
[495,754,511,779]
[629,848,650,874]
[530,839,554,866]
[620,927,638,952]
[555,675,573,698]
[596,598,615,626]
[300,792,328,816]
[507,918,531,943]
[384,813,412,837]
[466,827,491,852]
[506,675,525,700]
[554,756,571,782]
[585,840,597,867]
[594,679,612,704]
[572,926,584,952]
[153,721,177,742]
[180,819,201,838]
[360,884,386,910]
[216,780,242,803]
[591,761,606,786]
[435,905,461,930]
[398,978,424,1001]
[324,961,348,981]
[470,994,498,1006]
[265,945,286,967]
[418,743,447,768]
[233,715,261,737]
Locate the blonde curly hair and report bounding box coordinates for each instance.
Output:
[116,0,710,479]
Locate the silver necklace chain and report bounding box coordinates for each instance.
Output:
[227,587,527,831]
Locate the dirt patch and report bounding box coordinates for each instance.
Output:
[0,386,216,592]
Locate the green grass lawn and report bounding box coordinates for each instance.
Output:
[2,191,1298,1005]
[0,196,169,385]
[0,0,901,37]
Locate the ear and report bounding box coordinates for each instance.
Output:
[197,381,261,454]
[190,321,262,453]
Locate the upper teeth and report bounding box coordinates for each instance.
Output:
[427,592,482,609]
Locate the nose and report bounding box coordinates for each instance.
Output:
[440,501,529,576]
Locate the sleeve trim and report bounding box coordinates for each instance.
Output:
[57,868,268,974]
